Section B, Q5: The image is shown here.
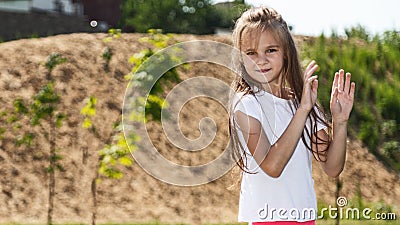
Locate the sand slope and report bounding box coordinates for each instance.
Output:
[0,33,398,224]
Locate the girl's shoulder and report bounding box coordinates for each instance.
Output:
[232,92,263,119]
[233,92,258,106]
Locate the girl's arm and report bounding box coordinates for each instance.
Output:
[235,61,319,178]
[235,107,310,178]
[313,69,355,177]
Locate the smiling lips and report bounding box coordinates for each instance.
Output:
[257,68,271,73]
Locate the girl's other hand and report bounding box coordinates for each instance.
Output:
[330,69,355,124]
[299,60,319,112]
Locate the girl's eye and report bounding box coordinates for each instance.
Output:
[266,49,277,53]
[246,51,256,55]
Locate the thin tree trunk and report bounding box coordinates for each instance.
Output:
[47,166,55,225]
[82,146,88,164]
[47,121,56,225]
[90,119,117,225]
[91,130,105,225]
[91,129,101,225]
[91,170,99,225]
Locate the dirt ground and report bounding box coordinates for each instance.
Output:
[0,33,398,224]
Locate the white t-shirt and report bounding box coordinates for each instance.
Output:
[232,90,326,222]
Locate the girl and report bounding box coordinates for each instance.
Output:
[229,6,355,225]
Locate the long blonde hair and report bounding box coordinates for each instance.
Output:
[229,6,331,172]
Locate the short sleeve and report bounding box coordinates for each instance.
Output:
[232,93,277,145]
[231,93,272,159]
[232,94,263,122]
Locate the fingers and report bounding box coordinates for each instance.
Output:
[332,69,354,94]
[306,60,317,72]
[307,75,318,83]
[349,82,356,99]
[304,75,318,93]
[338,69,344,92]
[344,72,352,93]
[306,75,318,94]
[312,78,318,92]
[301,74,318,110]
[305,60,319,79]
[330,69,355,106]
[332,72,339,96]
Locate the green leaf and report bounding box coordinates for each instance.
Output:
[13,98,28,114]
[101,47,112,61]
[0,111,7,118]
[16,133,35,147]
[82,118,92,129]
[7,115,18,124]
[15,135,24,146]
[45,53,67,72]
[55,113,66,127]
[50,154,63,162]
[81,97,97,129]
[103,29,122,42]
[47,166,54,173]
[119,157,132,166]
[56,163,65,172]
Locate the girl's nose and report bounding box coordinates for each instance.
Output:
[255,53,268,64]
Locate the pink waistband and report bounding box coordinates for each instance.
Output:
[252,220,315,225]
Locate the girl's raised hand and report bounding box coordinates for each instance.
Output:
[300,60,319,112]
[330,69,355,124]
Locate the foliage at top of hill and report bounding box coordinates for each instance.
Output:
[119,0,249,33]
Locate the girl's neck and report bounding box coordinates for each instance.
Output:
[261,83,281,97]
[260,84,292,100]
[260,76,285,98]
[270,85,282,97]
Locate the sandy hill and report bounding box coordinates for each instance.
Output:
[0,33,399,224]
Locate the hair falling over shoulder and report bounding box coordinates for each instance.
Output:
[229,6,332,173]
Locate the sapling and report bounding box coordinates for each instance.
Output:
[31,82,66,225]
[82,29,183,225]
[81,97,134,225]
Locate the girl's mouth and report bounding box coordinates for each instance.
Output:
[257,68,271,73]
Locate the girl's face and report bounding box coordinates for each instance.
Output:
[241,29,284,90]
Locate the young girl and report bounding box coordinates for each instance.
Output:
[229,7,355,225]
